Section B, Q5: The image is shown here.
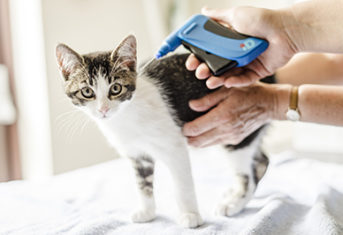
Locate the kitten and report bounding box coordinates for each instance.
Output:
[55,35,271,228]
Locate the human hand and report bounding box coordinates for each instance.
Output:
[186,7,298,89]
[182,83,289,147]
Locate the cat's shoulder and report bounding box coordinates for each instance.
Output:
[141,53,191,79]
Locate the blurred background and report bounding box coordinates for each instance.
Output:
[0,0,342,182]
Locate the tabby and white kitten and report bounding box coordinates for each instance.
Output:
[55,35,270,228]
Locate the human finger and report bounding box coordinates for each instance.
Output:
[224,70,259,87]
[201,7,233,24]
[189,87,228,112]
[183,106,226,137]
[195,63,211,79]
[185,53,201,71]
[187,126,226,147]
[206,76,225,89]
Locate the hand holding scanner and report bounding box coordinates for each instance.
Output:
[156,14,268,76]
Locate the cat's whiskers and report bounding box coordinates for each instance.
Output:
[55,109,91,142]
[67,114,89,142]
[55,109,81,121]
[56,110,81,132]
[80,118,91,134]
[56,112,80,138]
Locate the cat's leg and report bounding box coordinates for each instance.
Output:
[161,145,203,228]
[215,145,269,217]
[130,156,156,223]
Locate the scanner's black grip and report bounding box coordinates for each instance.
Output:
[182,41,237,76]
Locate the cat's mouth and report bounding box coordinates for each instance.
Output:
[92,105,121,120]
[98,113,111,119]
[96,110,115,120]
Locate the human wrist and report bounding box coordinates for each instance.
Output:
[275,7,303,54]
[269,83,292,121]
[281,0,343,53]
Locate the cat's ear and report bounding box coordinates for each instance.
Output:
[56,43,84,80]
[110,35,137,71]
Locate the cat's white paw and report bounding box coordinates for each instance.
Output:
[131,209,156,223]
[215,192,250,216]
[215,201,246,217]
[215,182,254,217]
[179,212,203,228]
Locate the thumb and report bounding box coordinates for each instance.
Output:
[201,7,233,24]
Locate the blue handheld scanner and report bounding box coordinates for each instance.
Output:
[156,14,268,76]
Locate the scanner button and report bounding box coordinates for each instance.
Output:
[183,22,197,35]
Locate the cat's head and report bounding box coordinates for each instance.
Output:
[55,35,137,120]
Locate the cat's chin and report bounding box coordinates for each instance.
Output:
[87,112,115,121]
[95,114,114,121]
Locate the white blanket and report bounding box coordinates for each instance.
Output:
[1,151,343,235]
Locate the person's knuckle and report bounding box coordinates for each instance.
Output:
[216,111,228,123]
[236,120,245,130]
[232,139,241,145]
[229,133,241,145]
[218,136,228,145]
[223,110,235,123]
[221,122,232,132]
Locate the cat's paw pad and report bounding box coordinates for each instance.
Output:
[215,197,248,217]
[215,203,243,216]
[131,209,156,223]
[179,212,203,228]
[215,185,253,217]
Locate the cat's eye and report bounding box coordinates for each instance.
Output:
[109,83,122,96]
[81,87,95,99]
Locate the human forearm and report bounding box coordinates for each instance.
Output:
[273,84,343,126]
[281,0,343,53]
[276,53,343,85]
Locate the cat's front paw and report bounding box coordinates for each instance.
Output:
[131,209,156,223]
[215,202,245,217]
[215,184,253,217]
[215,193,249,217]
[179,212,203,228]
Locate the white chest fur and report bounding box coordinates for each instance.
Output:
[95,76,186,159]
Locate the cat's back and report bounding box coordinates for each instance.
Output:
[142,54,213,125]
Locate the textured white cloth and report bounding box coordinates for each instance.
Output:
[1,151,343,235]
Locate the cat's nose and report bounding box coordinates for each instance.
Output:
[98,107,109,115]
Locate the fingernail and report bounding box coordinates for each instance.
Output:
[189,100,204,112]
[189,99,198,107]
[206,79,221,89]
[185,61,192,71]
[206,79,213,88]
[196,70,209,79]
